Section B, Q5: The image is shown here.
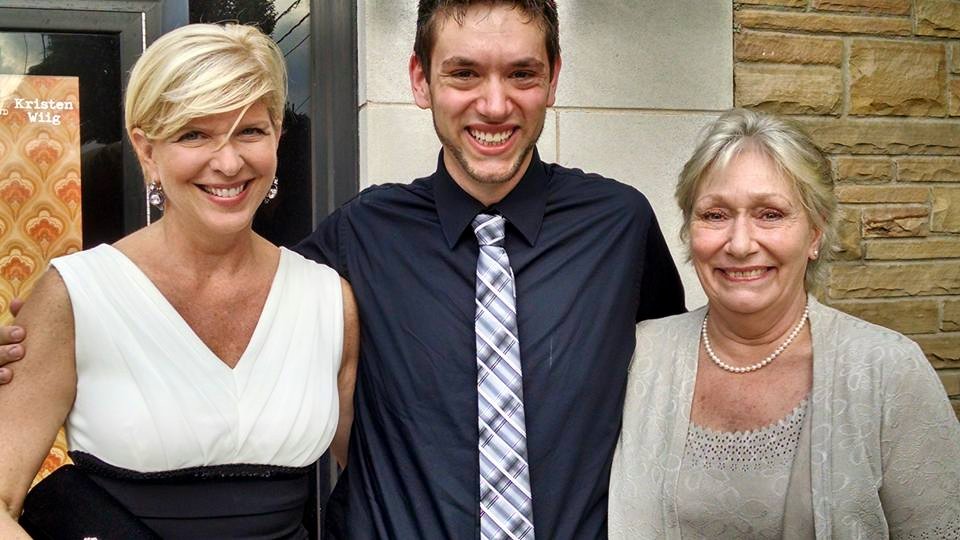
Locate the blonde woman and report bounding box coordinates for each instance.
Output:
[0,24,357,538]
[609,109,960,538]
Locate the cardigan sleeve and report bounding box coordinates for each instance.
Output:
[877,340,960,538]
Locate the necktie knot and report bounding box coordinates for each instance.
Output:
[473,213,506,248]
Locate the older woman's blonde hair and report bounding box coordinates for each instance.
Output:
[675,108,837,289]
[124,23,287,141]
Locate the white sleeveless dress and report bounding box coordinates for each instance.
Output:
[51,244,343,471]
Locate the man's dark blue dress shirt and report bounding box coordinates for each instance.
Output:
[294,150,685,539]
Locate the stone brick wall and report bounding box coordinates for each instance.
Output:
[734,0,960,418]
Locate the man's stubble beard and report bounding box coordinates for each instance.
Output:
[434,114,545,187]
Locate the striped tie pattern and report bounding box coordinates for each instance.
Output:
[472,213,535,540]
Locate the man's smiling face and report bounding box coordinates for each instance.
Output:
[410,3,560,203]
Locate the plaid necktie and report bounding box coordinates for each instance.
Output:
[472,213,535,540]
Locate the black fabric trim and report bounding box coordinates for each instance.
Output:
[21,465,161,539]
[70,451,314,482]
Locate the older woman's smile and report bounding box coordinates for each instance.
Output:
[719,266,770,281]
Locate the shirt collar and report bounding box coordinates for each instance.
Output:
[434,148,548,249]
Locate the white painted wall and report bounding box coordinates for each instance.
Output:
[358,1,733,309]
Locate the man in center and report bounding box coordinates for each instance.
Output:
[297,1,685,537]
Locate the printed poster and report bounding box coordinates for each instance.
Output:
[0,74,83,485]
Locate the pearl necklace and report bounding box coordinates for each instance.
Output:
[701,304,809,374]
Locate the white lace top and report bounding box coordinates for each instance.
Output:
[676,399,809,539]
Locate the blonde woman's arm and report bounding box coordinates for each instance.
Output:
[0,269,76,538]
[331,278,358,469]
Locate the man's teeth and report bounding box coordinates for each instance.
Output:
[469,128,512,145]
[727,268,766,278]
[201,183,246,197]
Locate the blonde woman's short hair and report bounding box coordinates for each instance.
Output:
[125,23,287,141]
[675,108,837,289]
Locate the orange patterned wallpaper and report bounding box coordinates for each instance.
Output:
[0,75,83,486]
[0,75,83,319]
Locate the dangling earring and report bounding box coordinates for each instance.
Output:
[263,177,279,204]
[147,180,165,211]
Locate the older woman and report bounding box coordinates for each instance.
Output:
[609,109,960,538]
[0,24,357,538]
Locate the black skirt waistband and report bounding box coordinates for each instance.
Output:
[70,451,313,537]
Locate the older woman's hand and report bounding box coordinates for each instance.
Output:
[0,299,26,384]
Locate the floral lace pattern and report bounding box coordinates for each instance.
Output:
[684,398,807,472]
[676,399,808,539]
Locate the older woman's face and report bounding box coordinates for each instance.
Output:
[133,100,280,236]
[690,151,821,317]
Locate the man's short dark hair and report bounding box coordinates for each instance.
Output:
[414,0,560,82]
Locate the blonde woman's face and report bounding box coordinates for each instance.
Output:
[134,101,280,236]
[689,151,821,318]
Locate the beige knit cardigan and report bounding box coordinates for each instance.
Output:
[609,297,960,539]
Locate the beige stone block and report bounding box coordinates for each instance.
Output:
[362,0,417,104]
[916,0,960,38]
[952,43,960,74]
[557,1,733,110]
[862,205,930,237]
[951,79,960,116]
[836,156,894,182]
[738,0,805,6]
[897,157,960,182]
[799,118,960,155]
[812,0,911,15]
[952,399,960,419]
[735,32,842,65]
[829,299,939,333]
[939,370,960,396]
[849,40,946,117]
[943,300,960,331]
[932,187,960,232]
[865,238,960,259]
[914,334,960,368]
[360,105,439,188]
[835,185,929,204]
[736,9,912,35]
[835,206,864,259]
[829,262,960,298]
[735,64,841,114]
